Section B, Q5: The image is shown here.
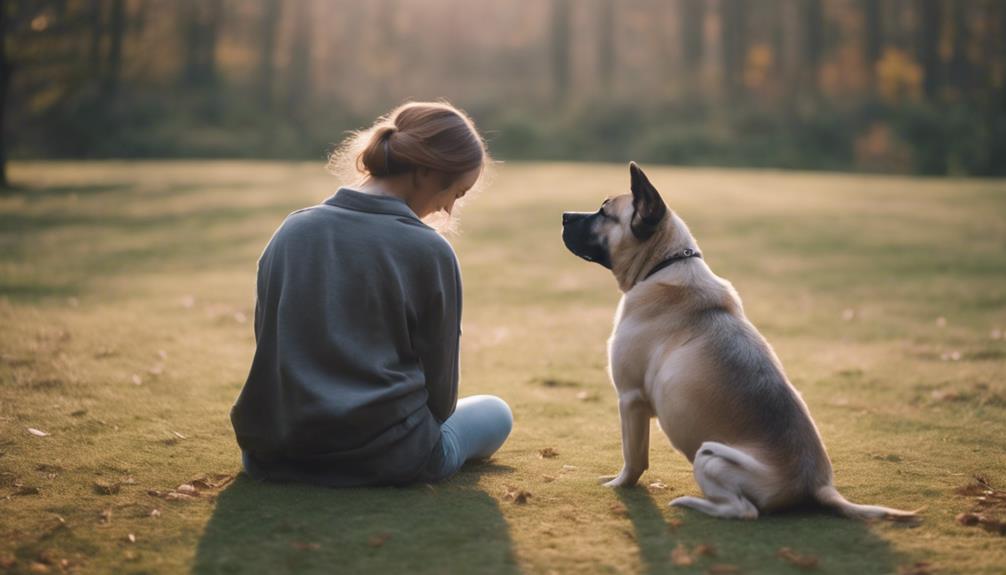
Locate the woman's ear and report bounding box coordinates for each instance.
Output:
[629,161,667,240]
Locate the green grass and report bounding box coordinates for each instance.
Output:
[1,161,1005,574]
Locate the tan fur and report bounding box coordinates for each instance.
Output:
[580,168,918,521]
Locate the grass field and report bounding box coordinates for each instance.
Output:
[1,161,1004,575]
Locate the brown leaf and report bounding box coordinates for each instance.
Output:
[671,543,694,566]
[367,532,392,548]
[538,447,559,459]
[93,480,120,495]
[707,565,740,575]
[667,518,683,530]
[29,561,50,574]
[27,427,50,437]
[609,502,628,517]
[541,474,557,483]
[190,473,236,490]
[175,484,196,494]
[694,543,717,557]
[502,485,532,504]
[777,547,819,570]
[98,509,112,525]
[14,485,41,496]
[149,509,161,518]
[126,533,136,544]
[647,481,668,491]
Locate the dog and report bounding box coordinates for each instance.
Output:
[561,162,917,520]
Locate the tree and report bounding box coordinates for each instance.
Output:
[679,0,705,88]
[948,0,970,96]
[258,0,280,110]
[801,0,824,97]
[550,0,571,104]
[180,0,223,88]
[102,0,124,99]
[0,0,9,188]
[917,0,941,99]
[861,0,882,93]
[286,0,313,120]
[597,0,614,96]
[719,0,746,100]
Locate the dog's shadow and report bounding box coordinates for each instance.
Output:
[193,461,519,575]
[616,488,911,574]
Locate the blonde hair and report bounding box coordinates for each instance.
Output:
[328,101,492,231]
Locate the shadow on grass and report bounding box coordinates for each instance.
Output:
[616,488,909,574]
[193,462,520,575]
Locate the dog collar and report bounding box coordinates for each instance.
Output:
[643,248,702,281]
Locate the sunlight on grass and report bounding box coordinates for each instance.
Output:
[1,161,1004,574]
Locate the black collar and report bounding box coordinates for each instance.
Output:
[643,248,702,281]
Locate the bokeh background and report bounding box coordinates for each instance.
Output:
[3,0,1005,187]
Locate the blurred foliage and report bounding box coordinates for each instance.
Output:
[3,0,1005,176]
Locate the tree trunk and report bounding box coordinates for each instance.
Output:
[948,0,970,96]
[202,0,223,87]
[597,0,614,97]
[258,0,280,110]
[102,0,124,98]
[286,0,312,120]
[0,0,10,189]
[679,0,705,87]
[861,0,882,93]
[88,0,104,80]
[802,0,823,97]
[550,0,571,104]
[720,0,746,101]
[917,0,941,100]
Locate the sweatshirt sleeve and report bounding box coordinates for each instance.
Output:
[417,246,462,423]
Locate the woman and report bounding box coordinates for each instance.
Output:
[231,101,512,487]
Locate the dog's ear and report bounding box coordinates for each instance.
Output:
[629,162,667,240]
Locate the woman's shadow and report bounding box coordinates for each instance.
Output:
[193,461,519,575]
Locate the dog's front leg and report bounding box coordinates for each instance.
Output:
[600,389,651,488]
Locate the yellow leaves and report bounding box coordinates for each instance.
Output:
[876,48,922,104]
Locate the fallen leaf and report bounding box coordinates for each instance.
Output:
[667,518,683,530]
[131,374,143,385]
[367,532,392,548]
[93,481,120,495]
[777,547,819,570]
[609,502,628,517]
[695,543,717,557]
[190,473,235,490]
[27,428,50,437]
[149,509,161,518]
[575,391,597,401]
[126,533,136,544]
[561,464,577,471]
[707,565,740,574]
[671,543,694,566]
[648,481,668,491]
[291,542,320,551]
[538,447,559,459]
[176,484,196,494]
[502,485,532,504]
[172,431,187,440]
[99,509,112,525]
[541,474,556,483]
[28,561,50,574]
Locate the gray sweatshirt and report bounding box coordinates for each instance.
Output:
[231,188,461,486]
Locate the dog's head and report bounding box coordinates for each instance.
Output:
[562,162,684,289]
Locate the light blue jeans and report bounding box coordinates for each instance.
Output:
[417,394,513,483]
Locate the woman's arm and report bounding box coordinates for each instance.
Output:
[416,249,463,423]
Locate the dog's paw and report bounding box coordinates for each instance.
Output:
[599,473,637,488]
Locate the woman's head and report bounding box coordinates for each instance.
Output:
[329,101,489,225]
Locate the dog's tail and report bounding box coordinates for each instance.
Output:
[814,485,920,522]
